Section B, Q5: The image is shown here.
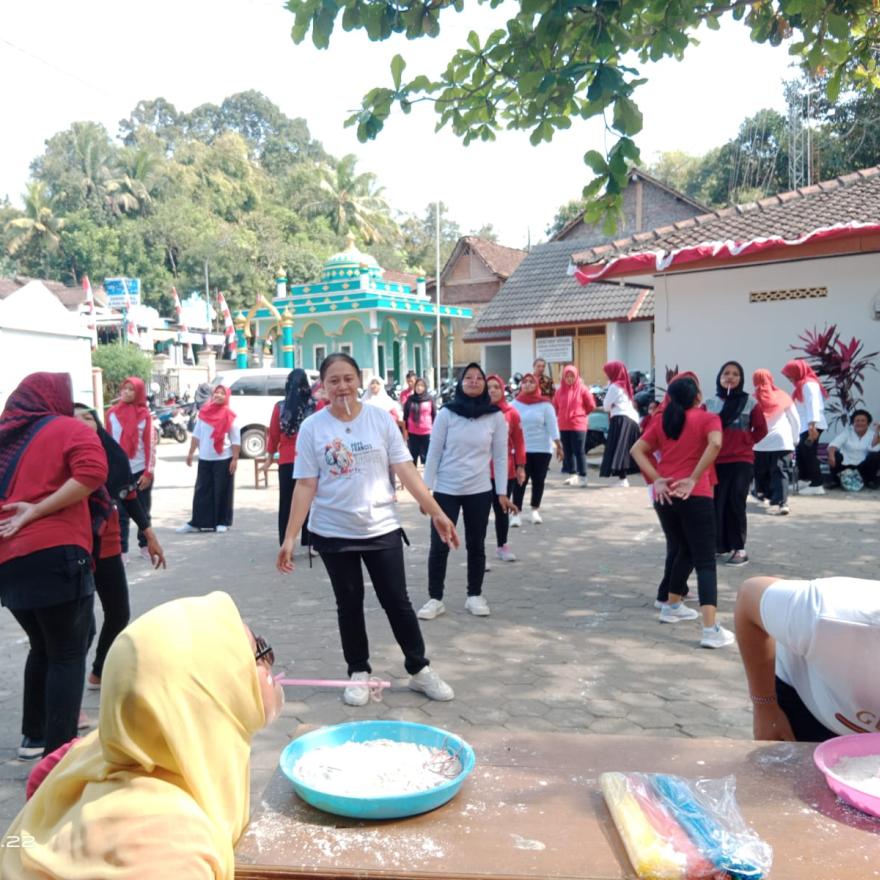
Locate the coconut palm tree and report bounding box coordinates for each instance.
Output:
[5,181,65,273]
[106,147,162,216]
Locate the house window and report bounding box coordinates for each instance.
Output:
[749,287,828,303]
[413,344,422,377]
[339,343,353,356]
[313,345,327,369]
[377,343,386,379]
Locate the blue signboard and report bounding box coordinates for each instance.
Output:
[104,277,141,308]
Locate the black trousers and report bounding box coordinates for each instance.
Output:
[776,676,836,742]
[653,495,717,607]
[407,433,431,466]
[428,490,493,599]
[491,477,516,547]
[89,554,130,679]
[320,540,428,676]
[754,451,791,506]
[560,430,587,476]
[277,463,311,546]
[118,470,152,552]
[714,461,753,553]
[190,459,234,529]
[11,592,95,755]
[512,451,552,510]
[795,430,824,486]
[830,451,880,486]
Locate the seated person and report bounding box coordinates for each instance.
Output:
[1,592,284,879]
[735,576,879,741]
[826,409,880,488]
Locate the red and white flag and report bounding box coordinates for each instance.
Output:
[217,290,237,356]
[171,286,194,361]
[81,274,97,349]
[123,283,139,346]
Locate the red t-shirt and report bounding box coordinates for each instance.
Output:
[266,402,298,465]
[0,418,107,565]
[640,409,722,499]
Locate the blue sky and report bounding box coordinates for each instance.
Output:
[1,1,798,248]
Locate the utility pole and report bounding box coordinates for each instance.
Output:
[435,201,442,388]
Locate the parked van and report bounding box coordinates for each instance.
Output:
[211,367,319,458]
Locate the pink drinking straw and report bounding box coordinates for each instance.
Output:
[274,677,391,702]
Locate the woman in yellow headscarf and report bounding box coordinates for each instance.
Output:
[1,591,283,879]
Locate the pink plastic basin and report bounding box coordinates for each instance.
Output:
[813,732,880,819]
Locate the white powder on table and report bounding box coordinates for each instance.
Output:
[293,739,462,798]
[832,754,880,797]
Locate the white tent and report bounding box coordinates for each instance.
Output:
[0,280,94,410]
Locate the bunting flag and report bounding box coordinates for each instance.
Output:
[171,286,194,361]
[81,274,98,349]
[122,283,140,345]
[216,290,237,356]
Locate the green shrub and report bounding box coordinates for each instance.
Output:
[92,344,153,405]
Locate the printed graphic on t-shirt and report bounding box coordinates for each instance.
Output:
[323,438,355,476]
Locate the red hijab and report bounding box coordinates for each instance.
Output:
[553,365,595,422]
[515,373,545,405]
[752,369,793,420]
[486,374,511,412]
[0,372,74,499]
[603,360,634,400]
[106,376,151,458]
[781,359,828,402]
[198,386,237,453]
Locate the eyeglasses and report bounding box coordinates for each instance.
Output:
[254,635,275,666]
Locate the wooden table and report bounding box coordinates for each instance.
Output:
[235,731,879,879]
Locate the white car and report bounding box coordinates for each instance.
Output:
[211,367,319,458]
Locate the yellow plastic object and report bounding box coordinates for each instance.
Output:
[600,772,687,880]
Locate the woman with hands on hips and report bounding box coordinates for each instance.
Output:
[630,374,734,649]
[276,353,460,707]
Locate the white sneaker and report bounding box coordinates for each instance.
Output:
[464,595,491,616]
[138,546,151,561]
[659,603,699,623]
[417,598,446,620]
[409,666,454,701]
[496,545,516,562]
[700,625,735,649]
[564,474,579,487]
[800,485,826,495]
[121,553,130,565]
[653,600,666,610]
[530,509,543,524]
[175,523,197,533]
[618,477,630,488]
[578,476,588,488]
[343,671,371,706]
[778,504,790,515]
[509,513,522,528]
[216,524,228,533]
[484,560,492,572]
[797,480,810,489]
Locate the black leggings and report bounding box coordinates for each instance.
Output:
[277,463,310,547]
[89,554,130,679]
[428,490,493,599]
[560,430,587,476]
[118,470,152,552]
[12,592,95,755]
[714,461,753,553]
[408,433,431,466]
[491,477,516,547]
[653,495,717,607]
[795,430,824,486]
[511,452,552,510]
[320,541,428,676]
[776,676,836,742]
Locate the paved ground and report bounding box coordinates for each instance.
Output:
[1,442,877,830]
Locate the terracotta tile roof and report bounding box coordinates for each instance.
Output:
[572,166,880,267]
[382,268,429,288]
[462,325,511,343]
[436,236,526,283]
[473,240,653,331]
[0,276,107,308]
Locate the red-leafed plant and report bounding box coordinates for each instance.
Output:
[790,325,879,427]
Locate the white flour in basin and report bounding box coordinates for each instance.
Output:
[293,739,462,798]
[832,754,880,797]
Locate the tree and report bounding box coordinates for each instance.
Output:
[399,202,461,272]
[545,200,585,238]
[285,0,880,228]
[4,181,65,274]
[92,344,153,404]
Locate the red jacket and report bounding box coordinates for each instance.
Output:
[552,382,596,431]
[491,406,526,481]
[266,402,298,465]
[0,418,107,565]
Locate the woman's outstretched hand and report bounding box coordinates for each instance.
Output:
[431,512,460,549]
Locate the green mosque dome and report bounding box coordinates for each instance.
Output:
[322,232,382,282]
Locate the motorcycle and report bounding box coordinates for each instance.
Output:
[153,406,189,443]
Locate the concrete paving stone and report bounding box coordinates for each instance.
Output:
[456,704,512,726]
[616,692,668,709]
[502,718,560,733]
[677,724,734,739]
[622,708,680,729]
[588,717,643,735]
[543,709,597,728]
[584,700,628,718]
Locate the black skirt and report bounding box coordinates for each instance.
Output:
[599,415,641,477]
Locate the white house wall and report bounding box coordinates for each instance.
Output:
[511,327,535,374]
[653,252,880,414]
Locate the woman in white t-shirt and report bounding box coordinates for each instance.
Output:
[752,369,800,514]
[781,359,828,494]
[599,361,641,487]
[277,354,459,707]
[735,575,880,741]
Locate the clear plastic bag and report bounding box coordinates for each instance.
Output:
[600,771,772,880]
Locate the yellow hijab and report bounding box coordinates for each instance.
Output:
[1,591,265,879]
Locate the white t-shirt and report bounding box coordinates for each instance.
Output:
[294,404,412,539]
[793,380,827,431]
[603,383,640,423]
[511,400,559,453]
[108,412,147,473]
[193,417,242,460]
[422,408,508,497]
[761,577,880,735]
[753,405,801,453]
[827,426,880,466]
